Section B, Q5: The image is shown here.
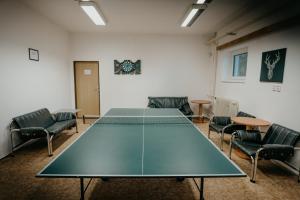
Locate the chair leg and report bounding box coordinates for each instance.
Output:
[47,134,53,156]
[76,123,78,133]
[219,135,223,150]
[220,131,224,151]
[229,140,233,159]
[250,155,259,183]
[253,155,259,183]
[250,156,255,182]
[252,149,264,183]
[208,129,211,139]
[298,168,300,183]
[10,132,15,155]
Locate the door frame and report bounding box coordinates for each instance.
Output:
[73,61,101,116]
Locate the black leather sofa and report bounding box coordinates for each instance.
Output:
[209,111,256,150]
[229,123,300,182]
[10,108,77,156]
[147,97,193,118]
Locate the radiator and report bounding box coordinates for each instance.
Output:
[212,96,239,117]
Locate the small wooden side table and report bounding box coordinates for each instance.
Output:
[191,100,211,123]
[231,117,270,130]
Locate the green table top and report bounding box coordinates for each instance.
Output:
[37,108,245,178]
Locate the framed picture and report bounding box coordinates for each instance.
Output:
[114,60,141,75]
[259,48,286,83]
[28,48,39,61]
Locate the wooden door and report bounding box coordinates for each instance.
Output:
[74,61,100,117]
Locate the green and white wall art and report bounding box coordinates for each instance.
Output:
[260,48,286,83]
[114,60,141,75]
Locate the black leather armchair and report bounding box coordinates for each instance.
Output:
[229,123,300,182]
[209,111,256,150]
[147,97,193,119]
[10,108,77,156]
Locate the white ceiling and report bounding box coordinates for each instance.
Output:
[20,0,258,36]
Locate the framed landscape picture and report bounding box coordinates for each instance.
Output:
[259,48,286,83]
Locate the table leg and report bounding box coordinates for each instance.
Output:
[200,177,204,200]
[80,178,84,200]
[192,178,205,200]
[198,104,203,122]
[176,177,185,182]
[83,115,86,124]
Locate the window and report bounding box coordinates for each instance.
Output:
[232,53,247,77]
[221,47,248,83]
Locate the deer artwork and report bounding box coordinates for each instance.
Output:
[264,51,280,80]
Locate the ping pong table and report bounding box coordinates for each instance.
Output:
[37,108,246,199]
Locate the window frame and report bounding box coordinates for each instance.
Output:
[221,47,248,83]
[232,52,248,78]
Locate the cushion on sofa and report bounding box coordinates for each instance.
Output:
[148,97,187,108]
[232,140,262,157]
[55,112,74,122]
[19,127,48,139]
[13,108,55,129]
[46,119,76,135]
[262,123,300,146]
[147,97,193,116]
[209,124,225,133]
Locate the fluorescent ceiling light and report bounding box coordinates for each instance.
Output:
[197,0,206,4]
[79,1,106,26]
[181,2,209,27]
[181,8,199,27]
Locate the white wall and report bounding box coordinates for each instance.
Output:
[0,0,72,158]
[215,26,300,168]
[70,33,211,114]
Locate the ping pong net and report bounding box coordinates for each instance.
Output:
[95,115,195,125]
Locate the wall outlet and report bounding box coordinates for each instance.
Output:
[272,85,281,92]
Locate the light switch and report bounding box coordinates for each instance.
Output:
[276,85,281,92]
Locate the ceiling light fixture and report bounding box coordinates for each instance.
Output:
[181,8,199,27]
[181,4,207,27]
[197,0,213,4]
[79,1,106,26]
[181,0,213,27]
[196,0,206,4]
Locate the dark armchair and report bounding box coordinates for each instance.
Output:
[229,123,300,182]
[10,108,77,156]
[209,111,256,150]
[147,97,193,118]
